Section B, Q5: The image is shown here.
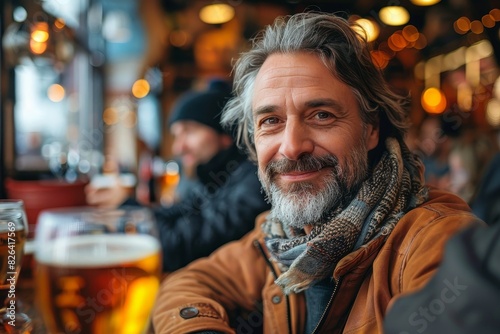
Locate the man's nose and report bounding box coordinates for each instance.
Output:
[278,120,314,160]
[172,137,186,156]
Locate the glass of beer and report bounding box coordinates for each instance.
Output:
[34,206,162,334]
[0,200,31,332]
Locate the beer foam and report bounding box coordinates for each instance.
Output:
[35,234,161,267]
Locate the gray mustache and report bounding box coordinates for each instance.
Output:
[265,154,339,176]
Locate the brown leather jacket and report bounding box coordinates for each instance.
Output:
[152,188,483,333]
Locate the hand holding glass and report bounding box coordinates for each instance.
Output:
[34,207,162,334]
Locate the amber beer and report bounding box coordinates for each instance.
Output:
[35,234,161,334]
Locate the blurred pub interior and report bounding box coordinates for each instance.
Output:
[1,0,500,214]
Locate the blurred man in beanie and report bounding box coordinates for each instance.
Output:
[168,79,238,198]
[85,79,270,272]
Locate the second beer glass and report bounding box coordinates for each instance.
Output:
[34,207,162,334]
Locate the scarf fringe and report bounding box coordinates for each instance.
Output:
[275,271,315,294]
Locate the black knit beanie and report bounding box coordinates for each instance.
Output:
[168,79,232,134]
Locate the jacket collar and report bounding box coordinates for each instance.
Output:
[333,235,386,280]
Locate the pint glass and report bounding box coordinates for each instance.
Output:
[0,200,28,308]
[34,207,162,334]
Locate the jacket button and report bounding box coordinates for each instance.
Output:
[180,307,199,319]
[272,295,281,304]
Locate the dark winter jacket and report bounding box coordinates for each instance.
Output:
[147,145,269,272]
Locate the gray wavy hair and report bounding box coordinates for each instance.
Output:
[221,11,410,161]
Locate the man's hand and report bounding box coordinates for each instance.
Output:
[84,175,133,208]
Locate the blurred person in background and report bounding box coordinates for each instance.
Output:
[470,150,500,226]
[439,139,478,202]
[416,116,451,187]
[151,12,482,334]
[85,80,270,272]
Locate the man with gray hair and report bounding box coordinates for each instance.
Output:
[152,12,482,333]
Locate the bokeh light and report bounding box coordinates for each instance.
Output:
[454,17,471,34]
[414,33,428,50]
[379,6,410,26]
[199,4,235,24]
[470,20,484,34]
[410,0,441,5]
[370,50,389,69]
[31,22,49,43]
[490,9,500,21]
[486,99,500,127]
[132,79,150,99]
[47,84,65,102]
[421,87,447,114]
[402,25,419,42]
[353,18,380,42]
[103,107,119,125]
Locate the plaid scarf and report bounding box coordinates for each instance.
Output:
[263,138,428,294]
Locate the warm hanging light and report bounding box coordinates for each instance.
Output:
[421,87,447,114]
[379,6,410,26]
[30,39,48,54]
[486,99,500,127]
[199,4,235,25]
[31,22,49,43]
[470,20,484,34]
[410,0,441,6]
[103,107,119,125]
[388,31,408,51]
[491,9,500,21]
[54,18,66,30]
[353,18,380,42]
[414,33,428,49]
[457,82,473,111]
[402,25,419,42]
[454,17,471,34]
[132,79,150,99]
[29,21,49,54]
[47,84,65,102]
[370,50,389,69]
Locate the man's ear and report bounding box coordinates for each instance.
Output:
[220,134,233,149]
[365,121,380,151]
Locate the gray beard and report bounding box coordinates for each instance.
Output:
[259,145,369,230]
[265,173,345,229]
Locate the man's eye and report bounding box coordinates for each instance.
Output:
[316,112,332,119]
[262,117,280,125]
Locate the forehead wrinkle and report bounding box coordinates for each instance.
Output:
[252,54,344,117]
[260,72,325,89]
[257,58,327,86]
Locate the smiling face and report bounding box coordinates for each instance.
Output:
[171,120,230,172]
[253,52,379,228]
